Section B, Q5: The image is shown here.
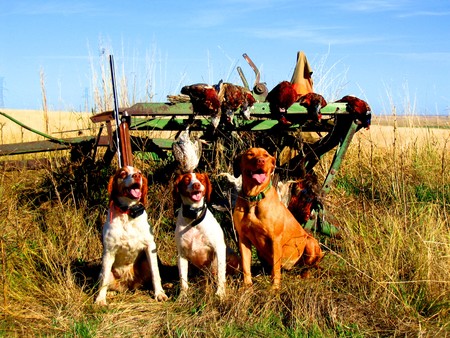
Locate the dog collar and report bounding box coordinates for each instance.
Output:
[181,203,208,226]
[242,180,273,202]
[111,199,146,218]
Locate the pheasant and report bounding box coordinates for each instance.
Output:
[266,81,298,126]
[172,127,203,173]
[299,92,327,122]
[335,95,372,129]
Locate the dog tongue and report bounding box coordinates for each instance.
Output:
[129,188,142,199]
[190,191,203,202]
[252,173,267,184]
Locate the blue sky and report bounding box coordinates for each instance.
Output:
[1,0,449,115]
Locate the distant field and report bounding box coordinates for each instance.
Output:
[356,118,450,149]
[0,109,94,144]
[0,109,449,149]
[372,114,449,128]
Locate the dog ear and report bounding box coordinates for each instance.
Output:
[107,172,118,200]
[173,174,183,208]
[203,173,212,204]
[141,175,148,206]
[270,153,276,174]
[233,153,242,178]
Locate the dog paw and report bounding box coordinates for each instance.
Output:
[241,281,253,290]
[300,269,312,279]
[155,292,169,302]
[94,298,107,306]
[215,287,226,299]
[271,283,281,292]
[176,290,189,301]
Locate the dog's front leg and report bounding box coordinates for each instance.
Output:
[95,251,115,305]
[239,238,253,286]
[271,240,283,289]
[178,254,189,296]
[215,243,227,298]
[144,242,168,302]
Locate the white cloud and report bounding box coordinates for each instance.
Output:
[334,0,408,13]
[397,10,450,18]
[379,52,450,62]
[249,25,387,46]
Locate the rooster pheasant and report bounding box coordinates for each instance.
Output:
[335,95,372,129]
[299,92,327,122]
[266,81,298,126]
[181,83,221,128]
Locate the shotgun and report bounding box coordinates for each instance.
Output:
[109,54,123,167]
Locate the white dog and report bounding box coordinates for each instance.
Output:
[173,172,231,298]
[95,166,168,305]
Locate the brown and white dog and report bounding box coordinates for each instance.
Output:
[174,172,236,298]
[233,148,323,289]
[95,166,168,305]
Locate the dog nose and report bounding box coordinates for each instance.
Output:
[132,172,141,180]
[192,182,201,190]
[257,157,265,167]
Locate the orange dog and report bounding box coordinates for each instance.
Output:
[233,147,323,288]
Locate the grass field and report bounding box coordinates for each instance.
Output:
[0,109,449,337]
[0,109,94,143]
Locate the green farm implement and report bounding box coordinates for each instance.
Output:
[0,52,370,236]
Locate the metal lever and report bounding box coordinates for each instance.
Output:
[242,53,268,101]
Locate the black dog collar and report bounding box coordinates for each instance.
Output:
[181,203,208,227]
[129,204,145,218]
[112,198,145,218]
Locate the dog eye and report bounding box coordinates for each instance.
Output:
[120,171,127,179]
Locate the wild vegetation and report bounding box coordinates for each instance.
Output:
[0,111,448,337]
[0,52,449,336]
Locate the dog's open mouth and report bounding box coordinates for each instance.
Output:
[126,183,142,200]
[250,169,267,184]
[190,190,203,202]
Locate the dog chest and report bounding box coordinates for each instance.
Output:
[104,215,152,249]
[176,210,225,268]
[177,222,212,250]
[177,225,215,267]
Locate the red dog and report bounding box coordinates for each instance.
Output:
[233,148,323,288]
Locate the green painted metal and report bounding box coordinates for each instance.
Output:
[126,102,194,115]
[303,207,340,237]
[152,138,174,149]
[122,101,347,117]
[303,121,359,235]
[130,117,210,130]
[134,151,163,161]
[0,137,97,156]
[0,111,67,144]
[321,121,359,195]
[122,101,349,134]
[130,116,283,131]
[0,111,99,157]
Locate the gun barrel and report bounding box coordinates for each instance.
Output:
[109,55,123,167]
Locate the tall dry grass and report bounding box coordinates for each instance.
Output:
[0,114,449,336]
